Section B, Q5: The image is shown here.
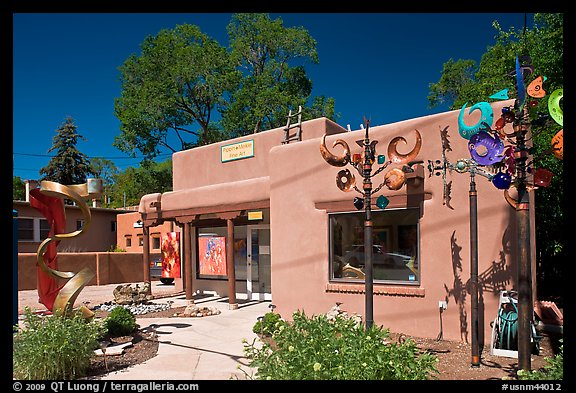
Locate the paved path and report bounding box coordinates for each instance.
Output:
[97,295,269,380]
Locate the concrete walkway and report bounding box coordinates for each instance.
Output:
[96,294,270,380]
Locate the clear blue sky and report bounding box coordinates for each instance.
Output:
[12,12,532,181]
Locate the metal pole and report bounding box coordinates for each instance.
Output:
[363,124,374,330]
[515,107,532,371]
[13,209,18,329]
[469,170,480,367]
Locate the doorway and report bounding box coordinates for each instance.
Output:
[246,225,271,300]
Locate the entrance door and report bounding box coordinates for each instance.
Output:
[247,225,271,300]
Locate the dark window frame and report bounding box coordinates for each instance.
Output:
[328,208,420,286]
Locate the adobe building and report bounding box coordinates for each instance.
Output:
[14,180,127,253]
[138,99,535,345]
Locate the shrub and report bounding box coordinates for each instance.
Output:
[252,311,284,336]
[13,307,105,380]
[243,309,439,380]
[105,306,138,337]
[518,340,563,380]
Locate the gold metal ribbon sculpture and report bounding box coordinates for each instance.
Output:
[35,179,103,317]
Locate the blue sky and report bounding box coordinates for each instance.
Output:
[12,12,532,181]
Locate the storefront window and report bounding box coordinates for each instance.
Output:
[329,208,420,285]
[197,226,248,280]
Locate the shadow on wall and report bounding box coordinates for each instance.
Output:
[443,228,514,344]
[443,230,468,343]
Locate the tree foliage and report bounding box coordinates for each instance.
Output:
[114,13,338,160]
[39,116,95,186]
[427,13,564,301]
[107,159,173,209]
[114,24,239,160]
[13,176,26,201]
[223,13,323,135]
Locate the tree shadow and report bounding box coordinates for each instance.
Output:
[443,231,468,343]
[444,230,514,346]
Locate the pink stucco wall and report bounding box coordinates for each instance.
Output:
[268,101,520,344]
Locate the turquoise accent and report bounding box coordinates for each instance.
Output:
[375,195,389,209]
[458,102,494,140]
[489,89,509,100]
[377,155,385,165]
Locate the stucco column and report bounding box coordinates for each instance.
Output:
[142,225,151,294]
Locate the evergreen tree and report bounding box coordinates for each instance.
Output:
[13,176,26,201]
[39,116,96,186]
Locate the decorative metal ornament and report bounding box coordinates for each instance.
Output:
[336,168,356,192]
[319,134,351,167]
[548,88,563,126]
[515,56,527,109]
[375,195,390,209]
[387,129,422,163]
[468,131,505,166]
[533,168,553,188]
[491,172,512,190]
[527,76,546,98]
[458,102,494,140]
[490,89,510,100]
[551,129,563,160]
[384,168,406,190]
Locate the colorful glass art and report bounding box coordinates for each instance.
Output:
[458,102,494,140]
[468,131,504,166]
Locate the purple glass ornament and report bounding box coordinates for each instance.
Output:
[468,131,504,166]
[492,172,512,189]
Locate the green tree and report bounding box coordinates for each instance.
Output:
[223,13,335,134]
[39,117,95,186]
[114,23,239,160]
[13,176,26,201]
[427,13,563,301]
[89,157,119,207]
[108,159,173,209]
[114,14,338,160]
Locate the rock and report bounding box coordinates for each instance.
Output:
[178,304,221,317]
[113,283,153,305]
[94,341,133,356]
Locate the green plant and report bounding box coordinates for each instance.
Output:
[243,310,438,380]
[109,245,127,252]
[518,340,563,380]
[13,307,106,380]
[252,311,284,337]
[105,306,138,337]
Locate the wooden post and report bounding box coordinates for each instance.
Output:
[216,211,241,310]
[185,222,195,302]
[226,218,238,309]
[142,225,151,294]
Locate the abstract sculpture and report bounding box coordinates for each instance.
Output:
[29,178,103,317]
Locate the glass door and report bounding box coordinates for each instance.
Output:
[247,225,271,300]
